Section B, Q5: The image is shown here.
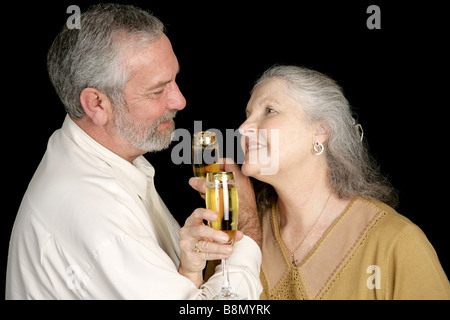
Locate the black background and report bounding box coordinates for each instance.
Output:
[2,0,449,301]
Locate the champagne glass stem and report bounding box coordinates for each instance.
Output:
[220,258,232,297]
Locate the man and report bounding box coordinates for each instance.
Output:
[6,3,262,299]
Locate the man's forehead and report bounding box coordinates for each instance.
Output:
[122,34,172,66]
[123,35,179,87]
[143,65,180,91]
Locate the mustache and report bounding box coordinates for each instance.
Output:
[153,110,177,128]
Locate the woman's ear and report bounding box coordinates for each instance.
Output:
[79,87,113,127]
[313,123,330,143]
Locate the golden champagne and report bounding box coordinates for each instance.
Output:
[193,162,221,178]
[205,171,244,300]
[205,172,239,244]
[192,131,220,178]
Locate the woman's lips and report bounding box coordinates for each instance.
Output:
[246,142,266,152]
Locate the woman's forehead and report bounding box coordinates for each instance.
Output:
[247,79,302,113]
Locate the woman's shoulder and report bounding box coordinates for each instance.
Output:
[361,197,409,221]
[358,198,450,298]
[356,197,429,247]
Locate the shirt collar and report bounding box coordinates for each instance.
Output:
[61,115,153,200]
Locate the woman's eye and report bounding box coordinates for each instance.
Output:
[266,108,276,114]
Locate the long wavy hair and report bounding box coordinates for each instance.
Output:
[251,65,398,213]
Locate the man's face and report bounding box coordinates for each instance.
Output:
[113,34,186,153]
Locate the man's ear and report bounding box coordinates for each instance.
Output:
[79,87,113,126]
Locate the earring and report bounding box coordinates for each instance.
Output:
[313,141,324,155]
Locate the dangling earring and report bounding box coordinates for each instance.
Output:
[313,141,324,155]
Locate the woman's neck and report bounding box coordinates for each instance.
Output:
[270,167,351,266]
[274,168,332,230]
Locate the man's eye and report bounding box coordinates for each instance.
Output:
[149,89,164,98]
[266,108,276,114]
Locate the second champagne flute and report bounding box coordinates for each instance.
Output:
[192,131,220,178]
[205,172,245,300]
[192,131,220,198]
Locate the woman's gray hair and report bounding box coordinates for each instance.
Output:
[47,3,165,119]
[252,65,398,211]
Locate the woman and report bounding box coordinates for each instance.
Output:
[238,65,449,299]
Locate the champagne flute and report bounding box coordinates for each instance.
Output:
[192,131,220,197]
[205,172,244,300]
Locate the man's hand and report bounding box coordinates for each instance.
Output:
[188,158,262,248]
[178,208,244,288]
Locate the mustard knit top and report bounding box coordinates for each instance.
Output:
[260,198,450,300]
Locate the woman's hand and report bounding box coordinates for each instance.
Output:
[178,207,244,287]
[188,158,262,248]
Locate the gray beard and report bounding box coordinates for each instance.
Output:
[113,106,176,153]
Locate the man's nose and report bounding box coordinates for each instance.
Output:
[167,82,186,111]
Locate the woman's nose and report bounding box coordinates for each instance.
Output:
[239,120,257,136]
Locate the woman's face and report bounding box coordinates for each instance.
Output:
[239,79,320,181]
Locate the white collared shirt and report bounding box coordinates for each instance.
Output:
[6,115,262,299]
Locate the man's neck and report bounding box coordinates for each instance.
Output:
[71,116,143,163]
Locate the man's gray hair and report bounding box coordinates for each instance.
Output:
[47,3,165,119]
[252,65,398,212]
